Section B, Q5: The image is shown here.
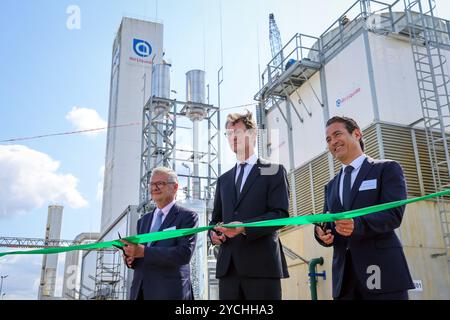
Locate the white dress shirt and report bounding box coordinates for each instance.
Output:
[338,154,367,205]
[150,199,176,231]
[234,153,258,192]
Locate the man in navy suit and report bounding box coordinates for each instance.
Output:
[210,111,290,300]
[315,116,414,300]
[120,167,198,300]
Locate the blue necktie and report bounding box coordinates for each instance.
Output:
[342,165,354,210]
[147,210,164,247]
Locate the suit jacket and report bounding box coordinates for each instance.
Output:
[315,157,415,297]
[210,158,290,279]
[130,203,198,300]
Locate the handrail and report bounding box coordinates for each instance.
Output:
[259,0,450,92]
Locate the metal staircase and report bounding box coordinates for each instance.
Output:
[405,0,450,271]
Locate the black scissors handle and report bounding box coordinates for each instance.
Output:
[314,223,329,234]
[114,232,128,257]
[210,229,223,236]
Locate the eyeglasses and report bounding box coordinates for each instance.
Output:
[150,181,175,189]
[224,129,253,138]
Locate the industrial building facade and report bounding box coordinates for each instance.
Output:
[101,18,164,232]
[76,18,165,300]
[66,0,450,300]
[75,17,216,300]
[256,0,450,299]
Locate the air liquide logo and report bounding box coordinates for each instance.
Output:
[133,39,152,57]
[336,87,361,108]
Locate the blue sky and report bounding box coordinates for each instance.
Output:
[0,0,449,299]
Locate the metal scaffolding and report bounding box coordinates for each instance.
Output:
[139,96,220,209]
[254,32,322,217]
[0,237,79,249]
[92,249,125,300]
[139,95,220,299]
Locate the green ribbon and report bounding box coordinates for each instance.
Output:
[1,189,449,258]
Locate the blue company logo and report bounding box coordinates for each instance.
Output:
[336,99,342,108]
[133,39,152,57]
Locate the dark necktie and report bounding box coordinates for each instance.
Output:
[235,163,247,199]
[342,165,354,210]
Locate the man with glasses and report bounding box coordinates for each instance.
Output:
[209,110,290,300]
[120,167,198,300]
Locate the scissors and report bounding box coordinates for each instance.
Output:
[112,232,128,257]
[211,222,224,236]
[313,223,329,234]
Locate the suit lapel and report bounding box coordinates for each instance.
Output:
[158,203,179,232]
[234,160,261,210]
[140,209,155,246]
[143,209,155,234]
[331,171,344,212]
[221,167,238,207]
[348,157,374,209]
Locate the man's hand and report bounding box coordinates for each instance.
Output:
[119,239,145,259]
[316,226,334,245]
[210,230,227,245]
[215,221,245,239]
[124,255,135,268]
[335,219,354,237]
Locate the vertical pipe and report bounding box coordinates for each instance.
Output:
[146,99,153,204]
[217,67,223,176]
[284,98,298,216]
[172,101,177,171]
[362,30,381,122]
[39,205,63,300]
[362,29,385,158]
[151,64,171,169]
[186,70,206,199]
[193,119,201,199]
[308,257,324,300]
[318,41,335,181]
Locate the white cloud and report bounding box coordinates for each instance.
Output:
[0,254,41,300]
[65,107,107,136]
[0,145,88,217]
[96,165,105,202]
[0,250,70,300]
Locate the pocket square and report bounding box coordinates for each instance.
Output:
[359,179,377,191]
[163,226,176,231]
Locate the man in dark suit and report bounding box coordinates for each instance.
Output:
[119,167,198,300]
[210,110,290,300]
[315,116,414,300]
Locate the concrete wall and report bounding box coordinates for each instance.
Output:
[280,200,450,300]
[281,224,333,300]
